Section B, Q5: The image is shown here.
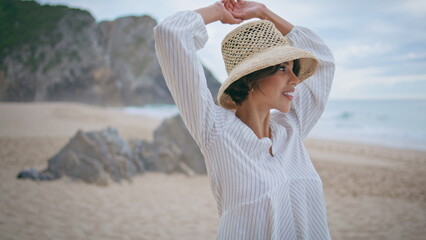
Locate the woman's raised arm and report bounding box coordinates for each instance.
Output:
[153,2,241,148]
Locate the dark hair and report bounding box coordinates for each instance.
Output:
[224,59,301,105]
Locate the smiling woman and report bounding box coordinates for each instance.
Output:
[154,0,335,239]
[224,59,301,106]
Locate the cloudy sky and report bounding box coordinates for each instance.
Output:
[38,0,426,100]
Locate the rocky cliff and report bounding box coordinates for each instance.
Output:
[0,0,220,106]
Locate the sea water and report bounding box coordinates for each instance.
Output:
[123,99,426,151]
[309,99,426,150]
[123,104,179,119]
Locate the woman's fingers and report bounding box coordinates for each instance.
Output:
[221,0,254,23]
[224,0,233,12]
[217,1,243,24]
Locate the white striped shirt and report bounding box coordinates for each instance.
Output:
[154,11,335,240]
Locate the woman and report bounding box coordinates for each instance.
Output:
[154,0,335,239]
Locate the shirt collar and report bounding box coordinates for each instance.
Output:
[230,116,286,158]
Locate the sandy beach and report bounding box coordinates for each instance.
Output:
[0,102,425,240]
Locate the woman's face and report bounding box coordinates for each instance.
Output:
[252,61,300,113]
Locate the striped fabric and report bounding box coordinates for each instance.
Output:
[154,11,335,240]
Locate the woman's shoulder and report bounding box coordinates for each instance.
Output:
[209,106,243,135]
[215,105,238,125]
[270,110,299,131]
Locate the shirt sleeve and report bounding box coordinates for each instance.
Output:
[280,26,335,139]
[153,11,218,148]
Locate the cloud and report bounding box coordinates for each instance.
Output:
[367,21,403,35]
[261,0,326,25]
[398,0,426,18]
[335,66,426,86]
[169,0,213,12]
[331,66,426,99]
[333,42,394,65]
[393,52,426,62]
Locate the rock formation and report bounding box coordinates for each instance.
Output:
[0,0,221,106]
[18,127,143,185]
[18,115,206,184]
[153,115,206,175]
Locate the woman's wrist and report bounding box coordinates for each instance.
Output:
[260,5,294,35]
[260,5,277,21]
[256,3,268,20]
[195,3,223,24]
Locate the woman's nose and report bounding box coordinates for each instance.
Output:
[290,71,300,86]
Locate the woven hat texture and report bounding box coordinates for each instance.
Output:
[217,20,319,109]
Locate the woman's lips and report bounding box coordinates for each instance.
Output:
[282,91,294,100]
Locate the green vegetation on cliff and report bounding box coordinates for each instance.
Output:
[0,0,91,57]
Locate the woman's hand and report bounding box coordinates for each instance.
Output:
[196,1,243,25]
[196,0,293,35]
[217,1,244,24]
[223,0,267,21]
[224,0,294,35]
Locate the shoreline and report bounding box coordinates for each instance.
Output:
[305,136,426,154]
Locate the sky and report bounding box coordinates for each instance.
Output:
[37,0,426,100]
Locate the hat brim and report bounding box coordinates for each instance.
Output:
[217,45,319,110]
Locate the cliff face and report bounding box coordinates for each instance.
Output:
[0,0,221,106]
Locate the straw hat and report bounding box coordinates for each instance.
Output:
[217,20,319,109]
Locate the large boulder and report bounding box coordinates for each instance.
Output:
[131,139,157,171]
[152,115,206,175]
[17,127,144,185]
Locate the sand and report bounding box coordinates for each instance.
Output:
[0,102,425,240]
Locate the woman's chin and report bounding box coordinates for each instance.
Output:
[276,106,291,113]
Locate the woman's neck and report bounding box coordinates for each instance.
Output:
[235,101,271,139]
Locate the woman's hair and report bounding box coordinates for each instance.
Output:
[224,59,301,105]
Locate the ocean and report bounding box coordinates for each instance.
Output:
[123,99,426,151]
[309,99,426,151]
